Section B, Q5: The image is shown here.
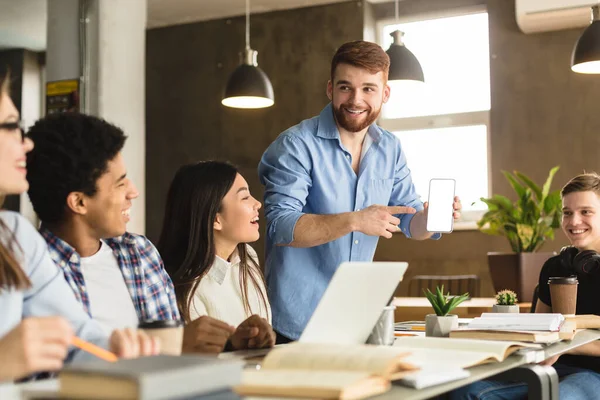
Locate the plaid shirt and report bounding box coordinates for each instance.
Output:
[40,227,180,323]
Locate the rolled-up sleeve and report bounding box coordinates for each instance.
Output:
[258,134,312,245]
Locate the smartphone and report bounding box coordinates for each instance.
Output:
[426,178,456,233]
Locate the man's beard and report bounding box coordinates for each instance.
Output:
[332,102,381,133]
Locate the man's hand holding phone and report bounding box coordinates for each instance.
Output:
[423,196,462,219]
[425,179,461,233]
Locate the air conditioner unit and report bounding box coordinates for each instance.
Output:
[516,0,596,33]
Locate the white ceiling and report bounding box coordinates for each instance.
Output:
[0,0,362,51]
[148,0,351,28]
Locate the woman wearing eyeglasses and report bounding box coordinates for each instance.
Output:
[0,69,158,382]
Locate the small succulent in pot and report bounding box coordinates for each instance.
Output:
[495,289,518,306]
[423,285,470,316]
[493,289,520,313]
[423,285,470,337]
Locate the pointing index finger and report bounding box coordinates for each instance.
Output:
[386,206,416,215]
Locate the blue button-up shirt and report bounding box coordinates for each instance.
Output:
[259,103,435,339]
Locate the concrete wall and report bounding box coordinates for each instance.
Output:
[45,0,147,234]
[146,0,600,296]
[146,1,365,254]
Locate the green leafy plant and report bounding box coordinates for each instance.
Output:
[423,285,470,317]
[495,289,518,305]
[477,166,562,252]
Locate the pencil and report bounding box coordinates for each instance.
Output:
[72,336,118,362]
[395,326,426,331]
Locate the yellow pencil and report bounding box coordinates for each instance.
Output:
[72,336,118,362]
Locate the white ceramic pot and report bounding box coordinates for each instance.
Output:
[425,314,459,337]
[492,304,520,313]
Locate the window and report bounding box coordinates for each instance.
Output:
[377,8,491,228]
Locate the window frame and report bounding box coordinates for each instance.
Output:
[376,5,492,231]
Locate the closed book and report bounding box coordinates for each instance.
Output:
[59,355,243,400]
[469,313,564,331]
[566,314,600,329]
[449,329,560,343]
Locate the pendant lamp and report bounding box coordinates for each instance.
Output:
[222,0,274,108]
[571,5,600,74]
[385,0,424,83]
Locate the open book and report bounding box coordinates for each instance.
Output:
[234,343,418,399]
[393,336,541,369]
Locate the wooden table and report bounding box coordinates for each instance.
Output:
[393,297,532,322]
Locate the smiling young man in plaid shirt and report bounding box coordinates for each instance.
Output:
[25,113,264,355]
[25,113,180,332]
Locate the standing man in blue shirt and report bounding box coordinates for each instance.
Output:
[258,40,461,341]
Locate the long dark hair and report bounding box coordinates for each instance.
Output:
[0,69,30,290]
[157,161,268,323]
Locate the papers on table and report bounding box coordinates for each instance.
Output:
[400,366,470,389]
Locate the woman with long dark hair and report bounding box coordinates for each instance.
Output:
[0,69,156,382]
[158,161,274,351]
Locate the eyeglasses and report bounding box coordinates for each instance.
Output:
[0,121,26,142]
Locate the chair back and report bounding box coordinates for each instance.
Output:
[530,284,539,313]
[408,274,480,297]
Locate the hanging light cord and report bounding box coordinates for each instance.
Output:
[245,0,250,51]
[395,0,399,24]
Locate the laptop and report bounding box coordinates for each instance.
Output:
[219,261,408,361]
[299,261,408,345]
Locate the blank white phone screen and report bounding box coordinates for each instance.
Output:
[426,179,456,233]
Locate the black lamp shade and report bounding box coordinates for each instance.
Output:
[571,20,600,74]
[386,44,425,82]
[222,64,274,109]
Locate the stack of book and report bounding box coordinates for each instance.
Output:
[450,313,565,343]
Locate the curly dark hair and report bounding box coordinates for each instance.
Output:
[26,113,127,224]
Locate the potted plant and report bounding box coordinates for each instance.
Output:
[423,286,470,337]
[493,289,519,313]
[477,166,562,302]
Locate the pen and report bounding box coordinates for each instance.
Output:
[71,336,118,362]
